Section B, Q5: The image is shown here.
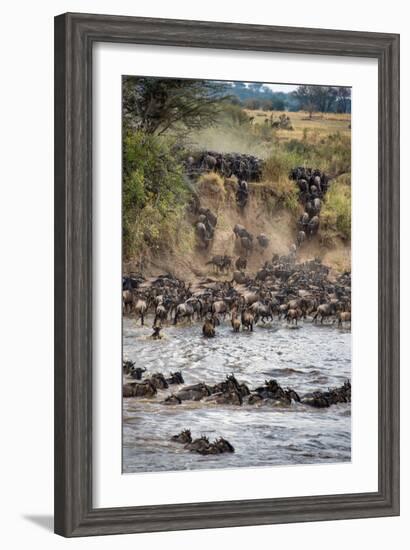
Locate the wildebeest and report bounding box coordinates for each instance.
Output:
[122,290,134,314]
[167,371,184,385]
[307,215,320,237]
[196,222,211,246]
[312,302,338,324]
[130,366,146,380]
[176,383,212,401]
[171,429,192,444]
[297,230,306,247]
[235,256,247,270]
[134,296,148,326]
[211,300,228,319]
[285,307,303,325]
[123,380,157,398]
[173,301,195,325]
[201,154,217,172]
[231,270,248,284]
[240,236,253,255]
[313,197,321,214]
[233,224,252,241]
[206,255,232,273]
[299,212,309,230]
[153,304,168,326]
[337,311,351,327]
[236,179,249,208]
[250,301,275,323]
[241,309,254,331]
[256,233,269,249]
[202,316,216,337]
[231,309,241,332]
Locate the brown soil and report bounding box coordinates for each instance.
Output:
[123,179,350,280]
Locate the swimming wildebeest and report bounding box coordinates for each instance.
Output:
[149,373,169,390]
[123,380,157,398]
[130,366,147,380]
[151,323,162,340]
[167,371,184,385]
[163,394,182,405]
[171,429,192,444]
[122,360,136,375]
[176,383,212,401]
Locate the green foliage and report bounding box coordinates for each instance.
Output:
[262,149,303,181]
[123,131,190,259]
[321,175,351,242]
[123,77,229,135]
[285,132,351,175]
[220,102,252,126]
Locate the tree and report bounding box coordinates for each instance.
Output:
[335,87,352,113]
[123,77,229,135]
[292,85,341,117]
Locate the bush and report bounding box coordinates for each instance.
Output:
[321,174,351,241]
[262,149,303,181]
[123,131,190,259]
[285,132,351,175]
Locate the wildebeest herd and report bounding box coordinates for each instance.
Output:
[184,150,263,181]
[123,162,350,459]
[123,252,351,335]
[290,166,330,243]
[123,255,351,462]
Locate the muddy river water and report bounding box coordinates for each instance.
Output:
[123,317,351,473]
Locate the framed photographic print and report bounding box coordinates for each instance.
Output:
[54,13,400,537]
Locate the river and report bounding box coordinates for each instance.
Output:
[122,317,351,473]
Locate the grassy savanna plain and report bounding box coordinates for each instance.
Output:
[245,109,351,142]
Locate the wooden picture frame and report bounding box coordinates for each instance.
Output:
[54,12,400,537]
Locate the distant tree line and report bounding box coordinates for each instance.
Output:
[226,81,351,114]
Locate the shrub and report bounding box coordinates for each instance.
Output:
[122,130,190,259]
[321,175,351,241]
[197,171,226,199]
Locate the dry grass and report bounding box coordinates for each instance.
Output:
[244,109,351,142]
[197,171,226,200]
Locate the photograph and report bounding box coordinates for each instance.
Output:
[121,76,352,474]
